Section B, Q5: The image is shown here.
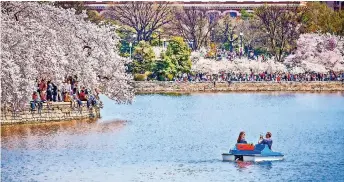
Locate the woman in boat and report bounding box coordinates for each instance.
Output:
[237,131,247,144]
[259,132,273,150]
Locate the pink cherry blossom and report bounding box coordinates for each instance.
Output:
[1,2,134,109]
[285,33,344,73]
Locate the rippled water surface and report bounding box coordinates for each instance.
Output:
[2,92,344,182]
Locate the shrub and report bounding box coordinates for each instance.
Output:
[134,74,147,81]
[167,74,174,81]
[145,71,152,77]
[163,36,192,75]
[132,41,156,73]
[158,74,166,81]
[206,43,217,58]
[145,71,153,80]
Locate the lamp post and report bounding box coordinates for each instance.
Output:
[129,42,132,59]
[229,28,234,52]
[158,29,161,47]
[130,34,137,60]
[239,32,243,57]
[247,44,250,59]
[162,38,166,50]
[211,28,214,42]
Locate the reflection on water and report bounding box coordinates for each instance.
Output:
[2,93,344,181]
[1,119,127,150]
[235,161,254,169]
[139,92,191,97]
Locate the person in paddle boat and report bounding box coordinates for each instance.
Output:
[258,132,273,150]
[237,131,247,144]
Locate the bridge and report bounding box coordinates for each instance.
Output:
[84,1,305,18]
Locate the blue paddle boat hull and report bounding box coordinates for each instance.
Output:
[222,144,284,162]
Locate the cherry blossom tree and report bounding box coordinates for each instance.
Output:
[1,2,134,110]
[191,33,344,75]
[191,56,287,75]
[284,33,344,73]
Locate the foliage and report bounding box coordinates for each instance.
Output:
[303,2,340,35]
[53,1,86,15]
[1,2,134,108]
[206,43,217,58]
[167,74,174,81]
[150,31,164,46]
[104,2,174,42]
[133,74,147,81]
[254,5,307,62]
[86,10,104,24]
[173,7,217,50]
[151,59,174,81]
[150,37,191,80]
[237,19,266,50]
[163,36,192,75]
[338,10,344,39]
[240,9,253,20]
[213,16,237,44]
[116,26,137,57]
[145,71,153,80]
[132,41,156,73]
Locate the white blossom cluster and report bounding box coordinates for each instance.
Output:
[191,34,344,75]
[191,57,287,74]
[285,33,344,74]
[1,2,134,108]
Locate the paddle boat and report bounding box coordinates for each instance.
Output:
[222,143,284,162]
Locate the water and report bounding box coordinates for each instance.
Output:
[2,92,344,182]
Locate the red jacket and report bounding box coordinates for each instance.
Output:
[79,92,86,101]
[32,93,38,100]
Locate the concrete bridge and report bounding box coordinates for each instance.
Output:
[84,1,304,18]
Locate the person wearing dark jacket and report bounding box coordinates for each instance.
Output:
[259,132,273,150]
[237,131,247,144]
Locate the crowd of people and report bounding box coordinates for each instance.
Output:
[173,71,344,82]
[30,76,101,112]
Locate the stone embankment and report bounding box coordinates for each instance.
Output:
[1,101,100,125]
[134,81,344,93]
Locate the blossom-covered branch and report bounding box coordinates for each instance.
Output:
[1,2,134,109]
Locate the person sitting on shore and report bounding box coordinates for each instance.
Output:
[46,81,53,101]
[57,89,62,102]
[237,131,247,144]
[87,92,98,108]
[72,94,82,108]
[258,132,273,150]
[40,91,47,103]
[30,91,38,111]
[32,91,38,101]
[79,89,87,101]
[64,92,71,102]
[31,91,43,111]
[39,79,47,93]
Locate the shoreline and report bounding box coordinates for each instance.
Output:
[136,90,344,95]
[134,81,344,94]
[0,101,101,125]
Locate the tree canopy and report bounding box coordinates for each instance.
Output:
[1,2,134,108]
[104,1,174,42]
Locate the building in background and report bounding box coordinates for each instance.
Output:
[84,1,305,19]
